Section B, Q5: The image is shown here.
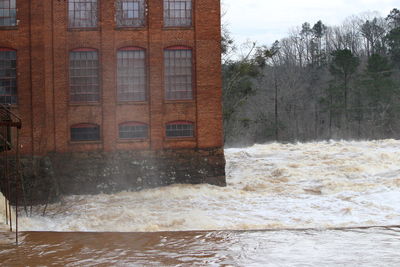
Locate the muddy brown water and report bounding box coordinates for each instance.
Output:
[1,228,400,266]
[2,140,400,265]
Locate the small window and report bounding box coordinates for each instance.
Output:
[164,0,192,27]
[68,0,98,29]
[116,0,145,27]
[0,48,17,105]
[0,0,17,27]
[71,123,100,141]
[117,47,146,101]
[164,46,192,100]
[69,48,100,103]
[119,122,148,139]
[166,121,194,138]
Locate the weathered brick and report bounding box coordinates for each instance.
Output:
[1,0,225,200]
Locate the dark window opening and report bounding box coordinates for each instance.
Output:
[71,123,100,141]
[0,49,17,105]
[68,0,98,28]
[164,47,192,100]
[0,0,16,27]
[116,0,145,27]
[119,122,148,139]
[117,47,146,101]
[166,121,194,138]
[69,49,100,103]
[164,0,192,27]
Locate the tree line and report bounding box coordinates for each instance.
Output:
[223,8,400,146]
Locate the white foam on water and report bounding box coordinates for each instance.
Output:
[19,139,400,232]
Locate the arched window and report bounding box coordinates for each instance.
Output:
[164,46,192,100]
[0,48,17,105]
[164,0,192,27]
[0,0,17,27]
[69,48,99,102]
[117,47,146,101]
[70,123,100,141]
[116,0,146,27]
[166,121,194,138]
[119,122,148,139]
[68,0,98,28]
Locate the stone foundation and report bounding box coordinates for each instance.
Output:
[18,148,226,204]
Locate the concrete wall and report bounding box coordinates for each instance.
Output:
[0,192,6,227]
[22,148,225,204]
[0,191,14,231]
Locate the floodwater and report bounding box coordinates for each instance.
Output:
[1,139,400,265]
[1,228,400,266]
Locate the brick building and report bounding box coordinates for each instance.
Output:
[0,0,225,200]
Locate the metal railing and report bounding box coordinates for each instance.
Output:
[0,103,22,245]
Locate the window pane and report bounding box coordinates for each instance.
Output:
[71,124,100,141]
[68,0,98,28]
[0,50,17,105]
[164,48,192,100]
[117,49,146,101]
[116,0,145,27]
[164,0,192,27]
[0,0,17,26]
[166,122,194,138]
[119,123,148,139]
[69,50,100,102]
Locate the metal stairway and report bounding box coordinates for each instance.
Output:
[0,104,22,244]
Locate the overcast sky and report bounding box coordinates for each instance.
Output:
[223,0,398,46]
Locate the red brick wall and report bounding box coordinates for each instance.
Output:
[0,0,223,155]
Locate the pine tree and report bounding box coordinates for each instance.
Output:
[360,54,399,134]
[328,49,360,132]
[386,9,400,67]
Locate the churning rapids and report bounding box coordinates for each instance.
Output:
[1,140,400,266]
[16,139,400,231]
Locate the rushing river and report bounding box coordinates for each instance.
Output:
[1,228,400,266]
[1,140,400,265]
